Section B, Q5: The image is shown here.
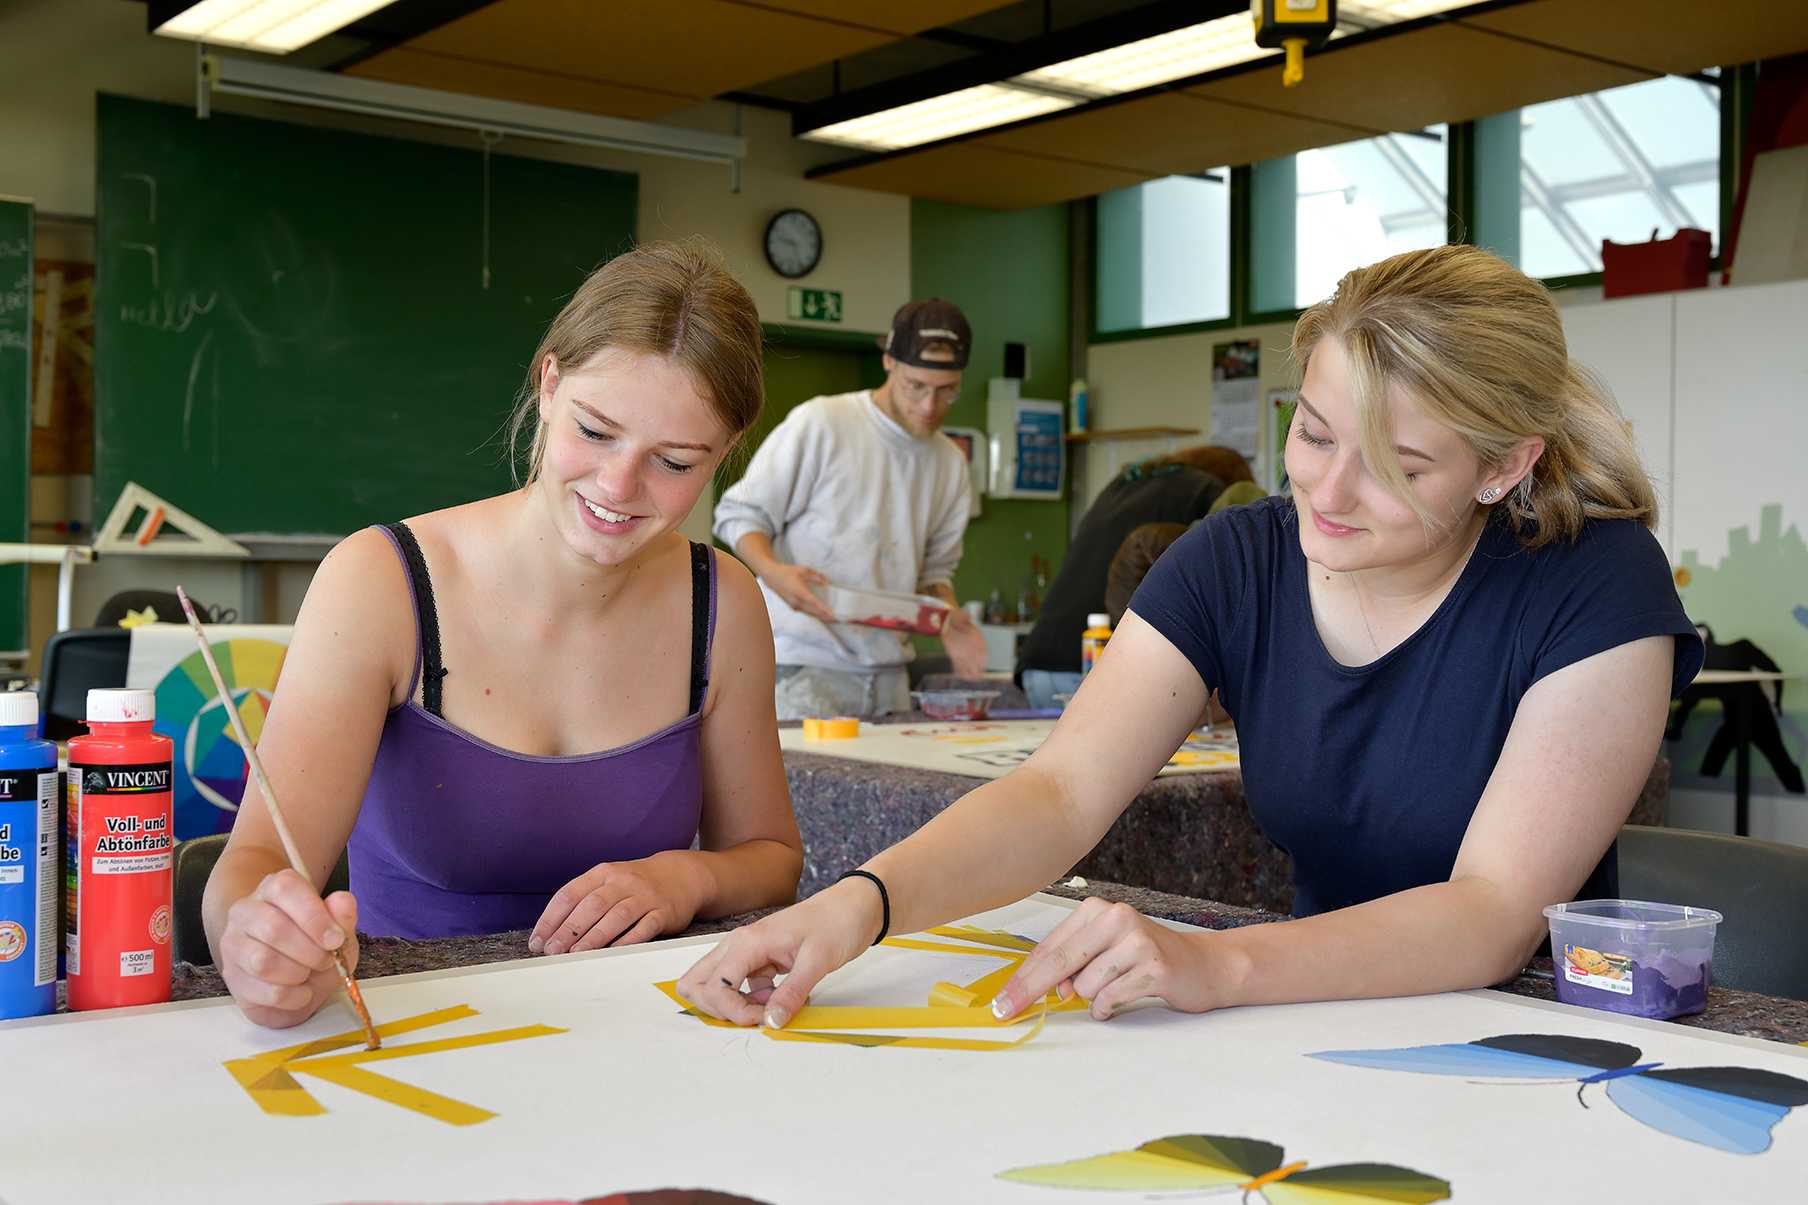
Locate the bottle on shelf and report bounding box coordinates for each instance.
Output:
[1081,612,1113,676]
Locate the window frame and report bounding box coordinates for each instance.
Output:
[1087,67,1740,339]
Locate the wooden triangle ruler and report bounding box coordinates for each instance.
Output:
[94,481,249,557]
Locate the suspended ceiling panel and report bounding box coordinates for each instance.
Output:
[343,0,983,117]
[819,142,1155,209]
[344,46,691,121]
[1197,22,1650,136]
[1460,0,1808,77]
[984,91,1380,180]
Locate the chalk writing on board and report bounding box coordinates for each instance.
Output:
[181,330,219,459]
[0,274,28,316]
[119,290,218,334]
[0,238,28,258]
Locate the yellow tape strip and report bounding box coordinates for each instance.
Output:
[924,925,1039,952]
[657,923,1088,1052]
[224,1005,487,1118]
[226,1006,565,1124]
[928,961,1021,1010]
[656,980,1040,1030]
[288,1060,498,1127]
[286,1024,567,1071]
[767,1008,1050,1051]
[879,936,1028,959]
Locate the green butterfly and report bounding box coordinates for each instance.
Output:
[998,1133,1451,1203]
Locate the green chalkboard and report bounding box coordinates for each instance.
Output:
[95,94,636,536]
[0,197,30,652]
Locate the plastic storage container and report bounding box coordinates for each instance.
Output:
[911,690,1000,721]
[1543,899,1721,1020]
[818,583,950,636]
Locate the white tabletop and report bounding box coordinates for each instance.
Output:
[1692,669,1801,685]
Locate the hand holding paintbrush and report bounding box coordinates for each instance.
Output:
[175,587,382,1049]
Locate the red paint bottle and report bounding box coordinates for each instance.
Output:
[66,689,173,1010]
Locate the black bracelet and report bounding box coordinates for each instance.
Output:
[836,869,891,946]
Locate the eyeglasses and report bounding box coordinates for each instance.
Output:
[895,374,961,405]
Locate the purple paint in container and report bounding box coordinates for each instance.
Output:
[1542,899,1721,1020]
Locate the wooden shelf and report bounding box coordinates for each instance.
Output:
[1064,426,1201,444]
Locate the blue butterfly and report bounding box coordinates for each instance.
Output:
[1310,1034,1808,1155]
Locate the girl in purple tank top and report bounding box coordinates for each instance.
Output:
[203,245,803,1032]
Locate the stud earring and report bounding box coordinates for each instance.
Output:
[1478,486,1502,504]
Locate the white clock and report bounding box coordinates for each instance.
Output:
[763,208,822,279]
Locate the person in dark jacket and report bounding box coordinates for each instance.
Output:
[1016,445,1254,708]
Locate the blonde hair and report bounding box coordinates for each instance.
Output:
[1290,244,1656,548]
[506,240,763,484]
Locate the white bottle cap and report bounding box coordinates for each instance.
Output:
[86,688,156,723]
[1087,612,1112,629]
[0,691,39,727]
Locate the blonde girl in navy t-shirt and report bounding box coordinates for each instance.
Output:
[679,244,1701,1029]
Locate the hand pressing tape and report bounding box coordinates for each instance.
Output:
[657,926,1086,1052]
[803,716,860,740]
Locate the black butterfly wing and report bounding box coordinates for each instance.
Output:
[1473,1034,1645,1070]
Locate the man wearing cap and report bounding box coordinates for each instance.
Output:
[714,299,988,720]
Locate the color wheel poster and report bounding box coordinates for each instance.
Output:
[125,623,293,840]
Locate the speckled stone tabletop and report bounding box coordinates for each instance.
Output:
[783,717,1671,913]
[161,876,1807,1045]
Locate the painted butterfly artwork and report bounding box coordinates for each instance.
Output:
[1310,1034,1808,1155]
[998,1133,1451,1203]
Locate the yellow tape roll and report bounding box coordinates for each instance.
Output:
[803,716,861,740]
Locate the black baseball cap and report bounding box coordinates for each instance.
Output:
[884,298,971,369]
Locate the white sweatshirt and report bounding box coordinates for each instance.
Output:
[714,390,972,671]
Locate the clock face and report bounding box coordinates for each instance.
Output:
[764,209,822,279]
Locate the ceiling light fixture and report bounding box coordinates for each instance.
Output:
[1016,13,1264,99]
[806,83,1078,152]
[151,0,402,54]
[800,0,1486,156]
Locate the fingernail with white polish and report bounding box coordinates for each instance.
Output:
[765,1007,789,1030]
[991,996,1011,1020]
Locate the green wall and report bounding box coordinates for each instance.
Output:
[910,199,1072,612]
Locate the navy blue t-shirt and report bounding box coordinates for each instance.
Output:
[1130,497,1703,917]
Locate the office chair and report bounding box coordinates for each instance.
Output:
[1617,824,1808,1000]
[36,628,131,740]
[171,834,352,966]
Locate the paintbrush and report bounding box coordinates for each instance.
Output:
[174,586,382,1049]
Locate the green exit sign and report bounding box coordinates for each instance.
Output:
[787,286,843,323]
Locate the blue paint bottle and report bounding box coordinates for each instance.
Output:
[0,692,58,1019]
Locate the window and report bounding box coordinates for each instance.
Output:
[1478,75,1721,280]
[1251,125,1449,312]
[1095,172,1231,334]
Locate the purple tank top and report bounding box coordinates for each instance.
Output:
[348,524,716,939]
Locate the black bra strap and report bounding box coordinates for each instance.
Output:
[689,542,711,716]
[384,521,449,717]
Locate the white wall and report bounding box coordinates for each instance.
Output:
[1080,319,1295,512]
